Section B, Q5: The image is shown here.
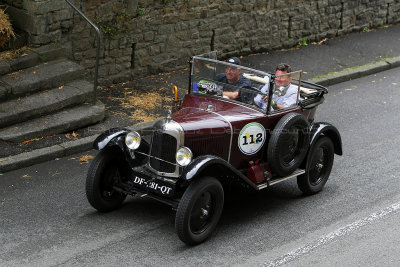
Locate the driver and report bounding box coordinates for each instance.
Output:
[215,57,251,100]
[254,63,298,110]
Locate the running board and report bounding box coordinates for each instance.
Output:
[257,169,305,190]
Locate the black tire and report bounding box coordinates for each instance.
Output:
[86,150,127,212]
[267,113,310,176]
[175,177,224,245]
[297,136,334,195]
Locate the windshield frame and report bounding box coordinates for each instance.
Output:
[189,56,303,115]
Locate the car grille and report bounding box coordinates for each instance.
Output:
[149,131,177,173]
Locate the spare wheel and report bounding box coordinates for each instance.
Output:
[267,113,310,176]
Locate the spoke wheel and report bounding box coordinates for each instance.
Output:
[86,150,127,212]
[175,177,224,245]
[297,137,334,195]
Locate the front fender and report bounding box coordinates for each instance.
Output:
[94,127,150,168]
[93,128,130,150]
[181,155,258,189]
[310,122,343,155]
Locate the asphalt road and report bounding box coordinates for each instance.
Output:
[1,68,400,266]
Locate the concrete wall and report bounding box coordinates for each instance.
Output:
[2,0,400,83]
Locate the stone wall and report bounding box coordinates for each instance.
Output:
[1,0,73,46]
[2,0,400,83]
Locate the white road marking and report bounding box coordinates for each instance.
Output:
[263,201,400,267]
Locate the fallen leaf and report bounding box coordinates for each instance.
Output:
[21,137,42,145]
[33,71,36,74]
[22,174,31,178]
[79,155,94,163]
[59,85,64,90]
[345,88,353,91]
[318,38,328,45]
[392,83,397,85]
[51,171,62,176]
[65,131,80,140]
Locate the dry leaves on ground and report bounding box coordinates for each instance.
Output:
[0,46,28,61]
[120,91,172,122]
[131,109,158,123]
[21,137,43,145]
[78,155,94,164]
[318,38,328,45]
[122,92,163,110]
[6,69,22,79]
[65,131,80,140]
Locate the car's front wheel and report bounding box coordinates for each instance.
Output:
[86,150,127,212]
[175,177,224,245]
[297,136,334,195]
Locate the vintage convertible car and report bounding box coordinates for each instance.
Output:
[86,52,342,245]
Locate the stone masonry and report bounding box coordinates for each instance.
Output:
[2,0,400,83]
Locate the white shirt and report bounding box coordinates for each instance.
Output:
[254,77,298,111]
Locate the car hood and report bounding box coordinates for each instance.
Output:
[171,94,265,131]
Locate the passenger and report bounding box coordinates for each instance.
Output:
[215,57,251,100]
[254,63,298,110]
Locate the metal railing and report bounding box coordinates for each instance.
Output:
[65,0,100,105]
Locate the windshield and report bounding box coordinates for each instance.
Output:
[190,56,271,107]
[190,56,303,113]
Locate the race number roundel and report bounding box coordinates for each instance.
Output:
[238,122,266,155]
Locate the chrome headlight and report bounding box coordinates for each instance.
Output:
[125,131,141,150]
[176,146,193,167]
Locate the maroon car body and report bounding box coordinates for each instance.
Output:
[175,94,319,169]
[86,54,342,245]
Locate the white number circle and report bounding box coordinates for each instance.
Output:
[238,122,266,155]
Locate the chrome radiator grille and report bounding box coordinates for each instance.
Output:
[149,131,177,173]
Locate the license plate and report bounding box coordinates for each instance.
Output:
[131,175,174,197]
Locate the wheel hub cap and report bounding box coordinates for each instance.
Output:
[316,162,324,172]
[201,208,209,217]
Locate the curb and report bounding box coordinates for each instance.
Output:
[0,121,156,173]
[1,57,400,173]
[308,56,400,86]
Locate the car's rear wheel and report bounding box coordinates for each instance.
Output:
[175,177,224,245]
[297,136,334,195]
[267,113,310,176]
[86,150,127,212]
